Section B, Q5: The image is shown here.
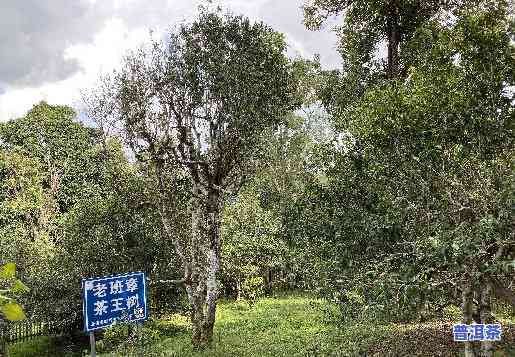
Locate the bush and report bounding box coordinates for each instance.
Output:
[97,321,162,355]
[97,324,130,352]
[241,276,264,305]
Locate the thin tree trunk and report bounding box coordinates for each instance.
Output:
[201,246,218,345]
[480,282,494,357]
[386,2,400,79]
[188,182,205,347]
[236,278,241,301]
[201,188,221,345]
[0,316,6,357]
[462,281,477,357]
[189,282,206,348]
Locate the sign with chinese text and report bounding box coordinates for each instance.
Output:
[82,272,148,332]
[453,323,502,342]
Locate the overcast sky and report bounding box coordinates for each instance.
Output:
[0,0,342,121]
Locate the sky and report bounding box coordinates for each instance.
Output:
[0,0,342,121]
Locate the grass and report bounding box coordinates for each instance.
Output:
[9,295,515,356]
[8,335,88,357]
[96,296,415,357]
[8,336,55,357]
[147,297,380,357]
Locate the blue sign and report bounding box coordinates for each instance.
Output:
[453,323,502,342]
[82,272,148,332]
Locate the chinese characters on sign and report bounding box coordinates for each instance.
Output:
[82,272,147,332]
[453,324,502,342]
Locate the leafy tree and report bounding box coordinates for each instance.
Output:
[52,138,185,320]
[250,111,333,290]
[0,102,99,212]
[348,5,514,355]
[303,0,474,78]
[221,186,284,299]
[302,0,483,119]
[0,102,104,320]
[299,2,514,355]
[0,102,184,324]
[85,9,301,347]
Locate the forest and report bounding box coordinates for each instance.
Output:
[0,1,514,356]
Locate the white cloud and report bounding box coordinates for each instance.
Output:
[0,17,152,120]
[0,0,341,121]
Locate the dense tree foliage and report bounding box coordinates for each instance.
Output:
[84,8,302,347]
[0,1,513,355]
[294,1,514,355]
[0,102,184,324]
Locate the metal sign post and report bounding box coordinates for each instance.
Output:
[89,331,96,357]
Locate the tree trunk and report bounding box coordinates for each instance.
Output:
[489,277,515,308]
[236,278,241,301]
[185,184,221,348]
[386,2,401,79]
[480,282,494,357]
[263,267,272,295]
[154,162,222,349]
[189,282,207,348]
[0,316,7,357]
[462,281,477,357]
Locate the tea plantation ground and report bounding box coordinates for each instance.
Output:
[8,296,515,356]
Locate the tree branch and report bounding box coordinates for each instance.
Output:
[488,276,515,308]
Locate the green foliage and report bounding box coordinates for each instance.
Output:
[1,2,514,355]
[302,0,476,113]
[1,303,25,321]
[0,102,184,322]
[85,9,307,346]
[0,263,16,279]
[99,323,157,352]
[10,296,515,356]
[93,296,425,357]
[221,187,284,297]
[7,336,56,357]
[240,276,264,305]
[291,0,515,323]
[104,8,303,179]
[0,102,99,211]
[99,319,187,356]
[0,263,29,321]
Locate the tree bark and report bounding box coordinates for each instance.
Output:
[0,316,7,357]
[236,278,241,301]
[184,183,221,348]
[479,282,494,357]
[386,2,401,79]
[462,281,477,357]
[154,154,223,349]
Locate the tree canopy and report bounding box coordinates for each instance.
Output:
[0,1,513,356]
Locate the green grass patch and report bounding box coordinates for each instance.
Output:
[11,296,515,356]
[8,335,87,357]
[98,296,395,357]
[8,336,54,357]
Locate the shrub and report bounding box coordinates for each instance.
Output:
[241,276,265,305]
